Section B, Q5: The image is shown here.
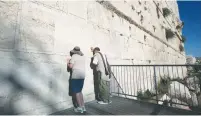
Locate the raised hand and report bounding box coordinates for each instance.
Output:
[67,58,71,63]
[90,47,94,52]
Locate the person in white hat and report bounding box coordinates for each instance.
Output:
[67,46,86,113]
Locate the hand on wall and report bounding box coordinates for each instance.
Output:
[90,47,94,52]
[67,58,71,63]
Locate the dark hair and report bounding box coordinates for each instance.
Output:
[93,47,100,51]
[70,51,74,56]
[73,46,81,51]
[93,47,100,55]
[70,46,84,56]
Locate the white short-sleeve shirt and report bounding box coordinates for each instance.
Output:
[70,54,85,73]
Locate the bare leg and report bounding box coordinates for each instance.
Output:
[76,93,82,107]
[72,96,78,108]
[80,92,85,106]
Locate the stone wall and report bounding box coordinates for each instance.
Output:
[0,0,185,114]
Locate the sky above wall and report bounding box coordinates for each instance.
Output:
[177,1,201,57]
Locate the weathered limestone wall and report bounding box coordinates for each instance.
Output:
[106,0,185,64]
[0,0,185,114]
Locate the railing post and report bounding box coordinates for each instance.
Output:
[118,86,120,97]
[199,78,201,107]
[153,66,159,104]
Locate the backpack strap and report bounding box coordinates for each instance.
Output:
[98,52,109,75]
[105,55,112,79]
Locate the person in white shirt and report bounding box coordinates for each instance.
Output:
[67,46,86,113]
[90,47,101,102]
[91,47,112,104]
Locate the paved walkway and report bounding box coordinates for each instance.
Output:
[51,96,200,115]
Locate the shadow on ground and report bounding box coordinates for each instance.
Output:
[51,96,201,115]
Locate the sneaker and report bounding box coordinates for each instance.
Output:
[81,106,86,112]
[73,107,83,113]
[97,101,108,105]
[73,107,78,113]
[109,100,112,104]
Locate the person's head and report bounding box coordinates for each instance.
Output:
[93,47,100,54]
[70,46,84,56]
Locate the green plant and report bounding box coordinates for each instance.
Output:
[192,60,201,79]
[176,25,181,30]
[144,35,147,41]
[137,11,142,15]
[137,89,156,100]
[163,8,171,17]
[129,26,131,31]
[181,35,186,43]
[131,5,135,10]
[157,76,171,94]
[138,1,141,5]
[181,21,184,26]
[152,25,156,32]
[187,59,201,95]
[137,91,144,99]
[176,21,184,30]
[165,28,175,39]
[163,100,169,106]
[144,7,147,11]
[140,15,144,24]
[179,44,184,52]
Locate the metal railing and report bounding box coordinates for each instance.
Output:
[110,64,201,109]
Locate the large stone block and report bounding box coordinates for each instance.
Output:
[0,57,14,77]
[0,81,15,107]
[11,92,37,114]
[37,1,68,13]
[110,13,122,33]
[87,1,111,29]
[108,31,122,59]
[68,1,88,19]
[93,25,111,54]
[17,1,57,53]
[0,1,19,50]
[54,14,88,55]
[133,27,144,44]
[143,44,152,61]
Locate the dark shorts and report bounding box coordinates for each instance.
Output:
[70,79,84,93]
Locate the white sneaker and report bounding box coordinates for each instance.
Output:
[73,107,83,113]
[81,106,86,112]
[73,107,78,113]
[109,101,112,104]
[97,101,108,105]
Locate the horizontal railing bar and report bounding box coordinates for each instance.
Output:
[111,64,201,67]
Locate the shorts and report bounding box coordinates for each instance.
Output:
[70,79,84,93]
